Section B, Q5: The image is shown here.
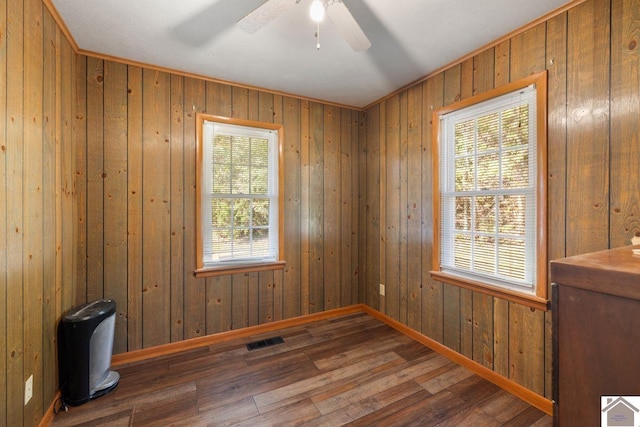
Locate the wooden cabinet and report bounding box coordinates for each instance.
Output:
[551,245,640,427]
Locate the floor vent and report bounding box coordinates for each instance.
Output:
[246,336,284,351]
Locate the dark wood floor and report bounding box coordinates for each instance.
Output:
[52,312,551,426]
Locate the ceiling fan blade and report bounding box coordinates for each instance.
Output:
[239,0,300,34]
[326,1,371,52]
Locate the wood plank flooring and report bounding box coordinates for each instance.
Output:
[51,312,551,426]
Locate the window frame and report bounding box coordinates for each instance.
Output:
[430,71,548,310]
[195,114,285,278]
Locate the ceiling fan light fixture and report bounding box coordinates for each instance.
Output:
[310,0,325,23]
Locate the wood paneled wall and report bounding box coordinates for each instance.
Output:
[73,60,362,354]
[362,0,639,399]
[1,0,77,425]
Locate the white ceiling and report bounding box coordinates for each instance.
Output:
[51,0,570,108]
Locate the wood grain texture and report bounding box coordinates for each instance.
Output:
[23,0,45,423]
[11,3,640,426]
[384,94,401,321]
[5,2,25,420]
[282,96,302,319]
[103,60,128,354]
[182,77,206,340]
[365,104,381,310]
[71,60,359,362]
[406,84,423,332]
[323,105,340,310]
[126,66,144,351]
[2,2,77,425]
[141,69,172,347]
[51,312,550,427]
[85,57,105,302]
[309,102,325,313]
[169,74,185,343]
[75,56,87,306]
[566,0,611,256]
[610,0,640,247]
[421,75,444,343]
[0,1,7,421]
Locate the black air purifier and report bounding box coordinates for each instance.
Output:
[58,299,120,406]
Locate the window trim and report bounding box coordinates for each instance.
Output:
[430,71,548,311]
[195,114,285,278]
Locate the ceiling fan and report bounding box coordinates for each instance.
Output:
[238,0,371,52]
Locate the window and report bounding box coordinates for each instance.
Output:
[431,72,547,309]
[196,115,284,277]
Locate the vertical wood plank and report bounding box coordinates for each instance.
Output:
[406,84,423,332]
[566,0,611,255]
[398,92,409,325]
[350,110,360,305]
[421,75,444,343]
[473,48,495,95]
[23,0,45,421]
[142,69,172,348]
[323,105,340,309]
[340,108,353,307]
[247,272,259,326]
[509,306,545,394]
[103,60,128,354]
[378,101,387,314]
[309,102,324,313]
[272,95,284,321]
[283,97,301,318]
[127,66,143,351]
[232,273,249,330]
[0,0,8,420]
[207,82,232,117]
[60,26,76,330]
[495,40,511,86]
[206,275,232,333]
[248,89,260,121]
[5,2,25,423]
[366,104,380,309]
[42,9,57,408]
[510,23,548,79]
[75,55,87,306]
[300,100,311,315]
[460,58,474,99]
[170,74,185,342]
[384,95,401,321]
[259,270,274,324]
[610,0,640,246]
[259,91,274,123]
[358,110,368,304]
[86,57,104,302]
[231,86,249,119]
[182,77,206,339]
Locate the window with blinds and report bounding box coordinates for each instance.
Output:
[201,120,279,268]
[435,75,547,301]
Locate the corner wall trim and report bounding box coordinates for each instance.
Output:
[362,305,553,416]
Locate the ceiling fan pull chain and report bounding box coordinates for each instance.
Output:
[316,22,321,50]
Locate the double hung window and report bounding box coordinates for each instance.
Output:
[432,72,547,308]
[196,115,283,276]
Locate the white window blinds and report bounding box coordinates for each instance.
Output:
[201,121,279,267]
[439,84,537,293]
